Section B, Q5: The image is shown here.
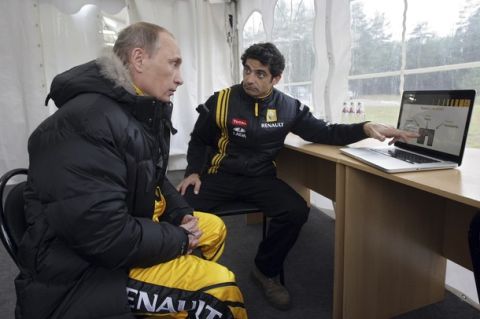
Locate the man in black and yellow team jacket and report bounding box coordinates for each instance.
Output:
[18,22,247,319]
[177,42,417,310]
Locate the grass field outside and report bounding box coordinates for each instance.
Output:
[344,96,480,149]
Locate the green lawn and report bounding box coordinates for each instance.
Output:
[362,104,480,149]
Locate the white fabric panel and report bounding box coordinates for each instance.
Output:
[0,1,112,174]
[127,0,234,170]
[312,0,328,119]
[237,0,276,53]
[323,0,351,122]
[39,3,106,113]
[237,0,276,37]
[0,1,49,174]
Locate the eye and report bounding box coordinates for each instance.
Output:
[256,71,266,79]
[170,58,182,68]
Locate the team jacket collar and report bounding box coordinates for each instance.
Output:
[238,82,275,104]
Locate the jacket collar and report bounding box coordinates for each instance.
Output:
[97,50,177,134]
[238,82,275,104]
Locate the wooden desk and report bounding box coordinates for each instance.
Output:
[276,137,480,319]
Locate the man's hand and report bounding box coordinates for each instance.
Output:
[363,122,419,145]
[177,173,201,196]
[179,214,202,254]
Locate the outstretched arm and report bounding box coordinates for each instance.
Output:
[363,122,419,145]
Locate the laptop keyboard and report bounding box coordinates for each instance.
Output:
[371,148,440,164]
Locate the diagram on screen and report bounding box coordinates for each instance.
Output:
[399,100,470,156]
[417,127,435,146]
[403,115,460,149]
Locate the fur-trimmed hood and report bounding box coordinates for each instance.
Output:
[45,49,177,136]
[46,49,137,108]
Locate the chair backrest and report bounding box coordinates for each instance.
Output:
[0,168,28,265]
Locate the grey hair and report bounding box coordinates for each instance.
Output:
[113,22,172,65]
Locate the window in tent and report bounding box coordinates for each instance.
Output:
[272,0,315,108]
[349,0,480,148]
[242,11,267,50]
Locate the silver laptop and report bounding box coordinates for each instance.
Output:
[341,90,475,173]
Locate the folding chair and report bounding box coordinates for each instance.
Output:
[0,168,28,266]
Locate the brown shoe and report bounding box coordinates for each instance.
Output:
[251,267,291,310]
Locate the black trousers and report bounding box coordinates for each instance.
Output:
[184,172,310,277]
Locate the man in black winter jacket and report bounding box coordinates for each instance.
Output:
[17,22,247,319]
[177,42,418,310]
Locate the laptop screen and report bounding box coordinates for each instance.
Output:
[395,90,475,164]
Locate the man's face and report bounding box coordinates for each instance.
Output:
[134,32,183,102]
[242,58,281,98]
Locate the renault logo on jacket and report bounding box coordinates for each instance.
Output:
[261,122,284,128]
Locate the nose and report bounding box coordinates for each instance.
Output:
[175,71,184,86]
[244,73,255,84]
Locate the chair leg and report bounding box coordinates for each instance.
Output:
[468,212,480,300]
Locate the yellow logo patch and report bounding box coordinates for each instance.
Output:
[266,109,277,122]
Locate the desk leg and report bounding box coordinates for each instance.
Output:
[343,167,447,318]
[278,148,344,318]
[333,164,346,319]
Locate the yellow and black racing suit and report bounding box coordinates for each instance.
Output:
[184,84,368,278]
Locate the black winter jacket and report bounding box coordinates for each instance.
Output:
[186,84,368,176]
[15,56,192,319]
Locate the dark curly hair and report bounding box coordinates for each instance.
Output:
[241,42,285,78]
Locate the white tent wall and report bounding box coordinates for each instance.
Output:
[39,3,107,115]
[0,1,50,176]
[0,0,234,174]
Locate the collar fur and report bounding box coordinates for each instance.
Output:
[96,49,136,95]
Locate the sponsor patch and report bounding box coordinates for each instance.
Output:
[232,118,248,127]
[266,109,277,122]
[232,126,247,138]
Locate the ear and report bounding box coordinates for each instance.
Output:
[272,74,282,86]
[130,48,146,73]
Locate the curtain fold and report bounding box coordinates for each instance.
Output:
[323,0,351,122]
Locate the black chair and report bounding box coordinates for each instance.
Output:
[0,168,28,266]
[468,211,480,300]
[212,201,285,284]
[212,201,267,238]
